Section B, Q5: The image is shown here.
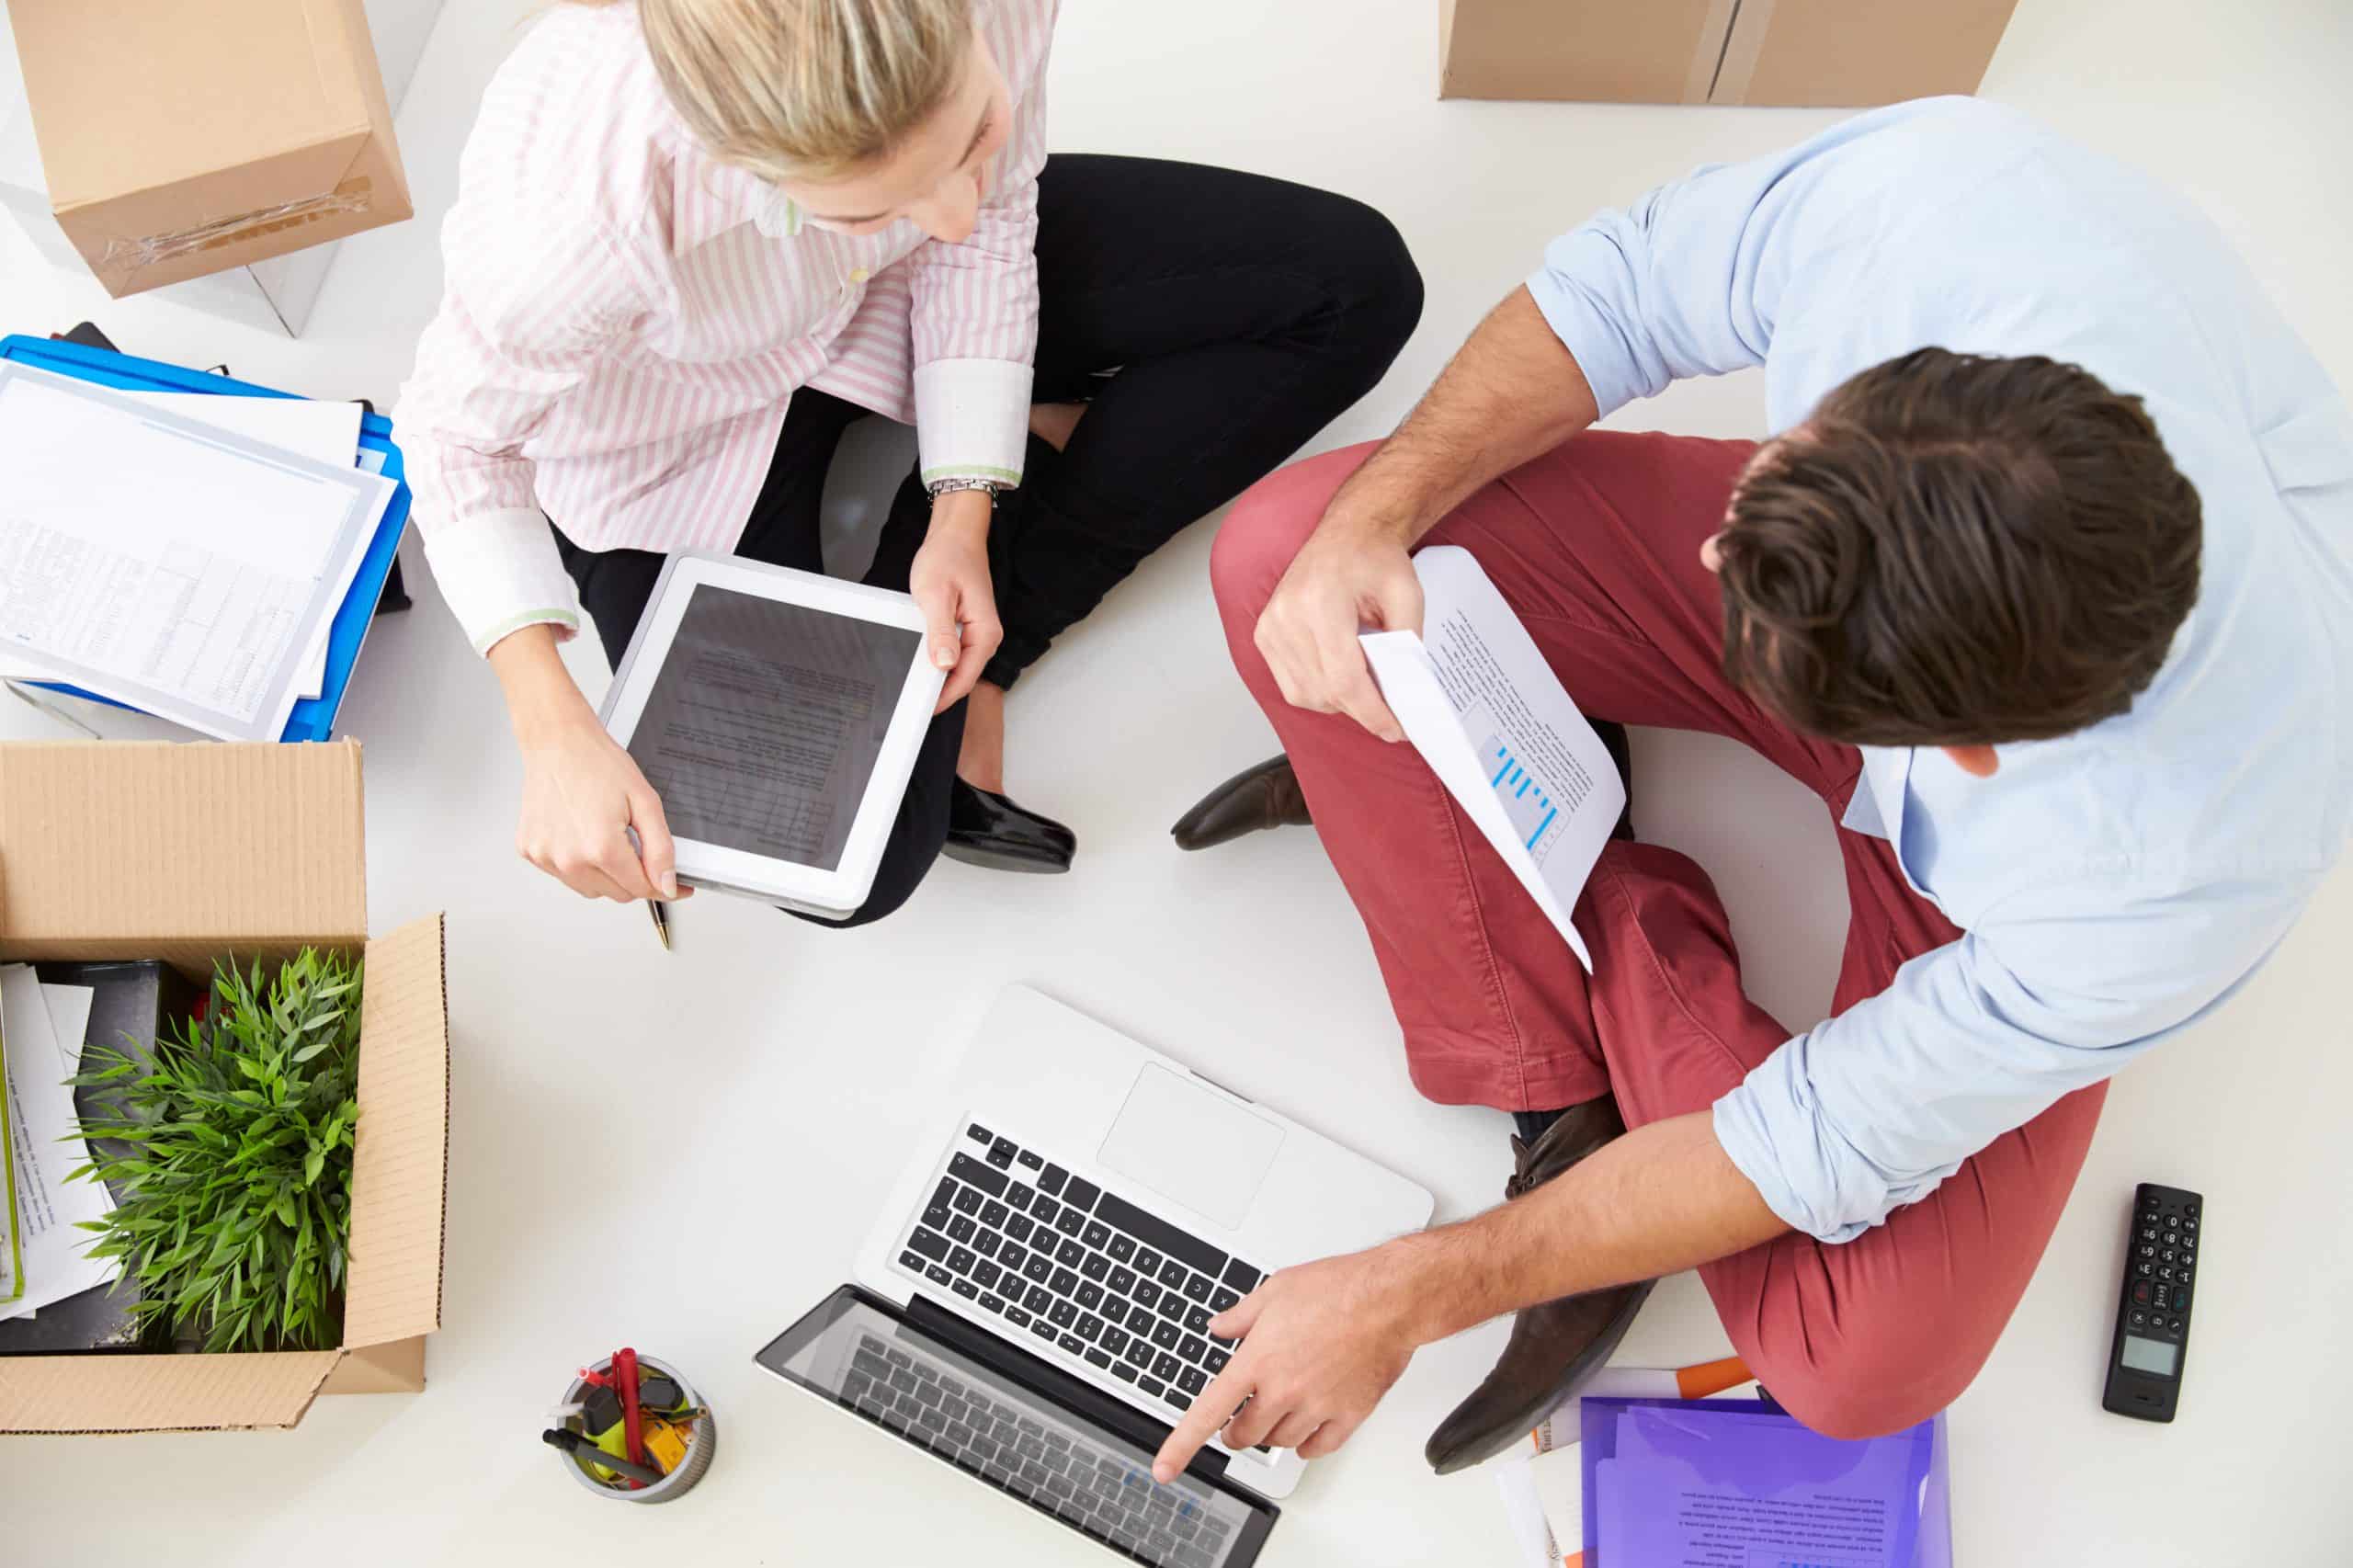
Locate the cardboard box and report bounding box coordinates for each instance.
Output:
[1438,0,2021,107]
[0,741,448,1433]
[0,0,432,334]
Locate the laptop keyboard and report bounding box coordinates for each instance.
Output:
[842,1329,1233,1566]
[899,1124,1267,1427]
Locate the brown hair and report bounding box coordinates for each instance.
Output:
[1714,347,2202,748]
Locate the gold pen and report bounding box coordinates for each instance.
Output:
[648,899,672,951]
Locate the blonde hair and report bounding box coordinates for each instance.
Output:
[574,0,973,181]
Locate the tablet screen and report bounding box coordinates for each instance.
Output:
[626,585,923,871]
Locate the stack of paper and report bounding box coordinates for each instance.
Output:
[1493,1361,1757,1568]
[0,364,392,739]
[0,965,113,1323]
[127,392,369,699]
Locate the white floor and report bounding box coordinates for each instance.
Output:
[6,0,2351,1561]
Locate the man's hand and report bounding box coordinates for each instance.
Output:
[910,490,1004,711]
[515,709,683,903]
[1251,517,1425,742]
[1145,1113,1792,1483]
[1152,1241,1431,1483]
[1249,286,1606,745]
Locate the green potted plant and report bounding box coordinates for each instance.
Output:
[68,948,364,1354]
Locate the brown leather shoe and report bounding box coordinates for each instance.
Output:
[1170,755,1312,849]
[1423,1097,1655,1474]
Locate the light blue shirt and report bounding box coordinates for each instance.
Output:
[1527,98,2353,1242]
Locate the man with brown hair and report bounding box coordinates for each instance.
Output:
[1151,97,2353,1482]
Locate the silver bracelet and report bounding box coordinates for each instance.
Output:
[926,476,1005,505]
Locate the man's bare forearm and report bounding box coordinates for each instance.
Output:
[1328,285,1602,547]
[1391,1112,1790,1344]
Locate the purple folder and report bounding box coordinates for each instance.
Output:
[1580,1396,1948,1567]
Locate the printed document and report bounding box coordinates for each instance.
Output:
[628,588,923,873]
[0,966,113,1322]
[1595,1405,1931,1568]
[0,365,386,740]
[1360,546,1625,971]
[0,994,16,1305]
[125,392,367,699]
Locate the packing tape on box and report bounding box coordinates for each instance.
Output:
[1701,0,1775,104]
[98,179,378,280]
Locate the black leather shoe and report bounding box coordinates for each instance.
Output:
[944,779,1074,873]
[1170,755,1312,850]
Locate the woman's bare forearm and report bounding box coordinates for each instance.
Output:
[486,622,596,746]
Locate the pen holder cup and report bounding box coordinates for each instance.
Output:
[556,1354,717,1504]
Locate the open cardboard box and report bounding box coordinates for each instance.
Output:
[0,741,447,1433]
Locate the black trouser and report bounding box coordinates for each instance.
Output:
[557,153,1423,926]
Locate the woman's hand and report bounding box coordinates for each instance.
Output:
[488,623,686,903]
[515,715,682,901]
[910,488,1005,711]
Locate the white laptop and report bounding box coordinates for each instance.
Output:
[756,987,1434,1560]
[598,551,944,919]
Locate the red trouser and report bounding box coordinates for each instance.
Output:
[1212,432,2108,1437]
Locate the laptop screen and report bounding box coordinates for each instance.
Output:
[757,1289,1275,1567]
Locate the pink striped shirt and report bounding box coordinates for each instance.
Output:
[393,0,1058,653]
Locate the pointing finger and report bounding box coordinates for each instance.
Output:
[1153,1358,1251,1483]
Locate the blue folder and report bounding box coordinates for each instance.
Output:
[0,334,413,743]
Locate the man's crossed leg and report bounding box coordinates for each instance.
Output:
[1203,430,2107,1446]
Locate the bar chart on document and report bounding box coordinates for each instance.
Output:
[1484,733,1569,861]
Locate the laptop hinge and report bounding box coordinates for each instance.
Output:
[904,1292,1235,1487]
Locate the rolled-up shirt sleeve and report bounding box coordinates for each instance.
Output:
[1715,877,2312,1242]
[394,197,645,654]
[1526,102,1986,420]
[904,3,1054,489]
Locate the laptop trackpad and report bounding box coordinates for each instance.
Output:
[1097,1065,1284,1232]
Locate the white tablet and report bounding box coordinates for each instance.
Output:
[598,552,947,918]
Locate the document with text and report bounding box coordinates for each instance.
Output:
[1360,546,1625,971]
[0,365,387,740]
[0,966,112,1323]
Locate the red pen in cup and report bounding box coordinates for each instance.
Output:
[615,1346,648,1474]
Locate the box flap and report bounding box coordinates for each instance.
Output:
[0,1350,338,1433]
[342,914,449,1349]
[0,741,368,963]
[9,0,379,207]
[318,1334,426,1395]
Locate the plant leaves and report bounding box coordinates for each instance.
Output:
[63,945,365,1352]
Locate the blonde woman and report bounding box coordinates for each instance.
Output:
[397,0,1420,924]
